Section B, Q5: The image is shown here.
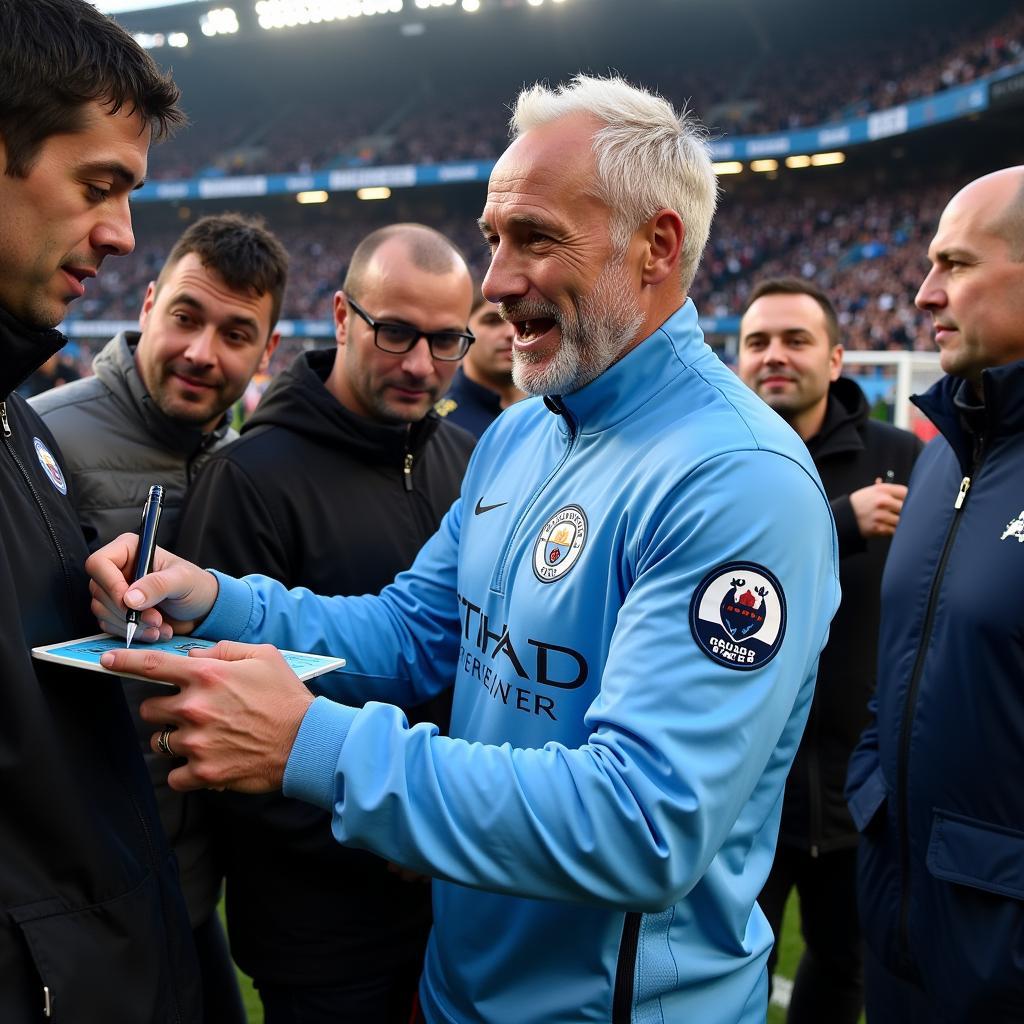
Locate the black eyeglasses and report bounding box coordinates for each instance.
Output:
[347,297,475,362]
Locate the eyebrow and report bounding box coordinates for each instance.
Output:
[477,213,561,237]
[173,294,261,335]
[80,161,147,191]
[932,247,975,263]
[742,327,814,340]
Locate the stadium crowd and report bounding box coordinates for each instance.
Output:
[143,6,1023,181]
[56,176,947,386]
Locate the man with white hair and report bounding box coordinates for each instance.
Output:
[87,75,839,1024]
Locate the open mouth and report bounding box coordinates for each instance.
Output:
[514,318,557,345]
[60,266,94,298]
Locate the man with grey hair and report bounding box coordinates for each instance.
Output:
[87,75,839,1024]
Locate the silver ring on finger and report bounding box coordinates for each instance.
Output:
[157,725,177,759]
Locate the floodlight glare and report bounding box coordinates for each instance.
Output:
[810,151,846,166]
[712,161,743,175]
[527,0,544,6]
[133,31,166,48]
[785,155,812,168]
[750,159,778,173]
[296,190,330,204]
[357,186,392,200]
[257,0,401,28]
[462,0,480,9]
[200,7,239,35]
[168,31,189,46]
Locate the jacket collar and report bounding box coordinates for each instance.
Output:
[0,305,67,400]
[92,331,231,457]
[549,300,700,435]
[912,358,1024,468]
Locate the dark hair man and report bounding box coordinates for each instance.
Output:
[31,210,287,1022]
[846,166,1024,1023]
[88,75,839,1024]
[174,222,475,1024]
[0,1,201,1020]
[737,277,921,1024]
[436,290,524,437]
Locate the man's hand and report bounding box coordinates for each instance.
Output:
[849,479,909,538]
[100,641,315,793]
[86,533,220,641]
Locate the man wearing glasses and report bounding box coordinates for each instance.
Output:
[174,222,475,1024]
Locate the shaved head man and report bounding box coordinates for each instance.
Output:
[848,166,1024,1024]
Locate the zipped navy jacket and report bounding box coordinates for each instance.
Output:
[847,359,1024,1022]
[0,307,200,1022]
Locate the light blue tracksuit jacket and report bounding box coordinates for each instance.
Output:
[199,301,840,1023]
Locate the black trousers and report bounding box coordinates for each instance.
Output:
[193,912,247,1024]
[758,843,864,1024]
[257,959,422,1024]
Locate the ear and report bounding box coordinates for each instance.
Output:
[829,343,844,382]
[258,330,282,374]
[333,291,349,348]
[639,209,684,287]
[138,281,157,331]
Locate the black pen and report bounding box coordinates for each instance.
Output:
[125,484,164,649]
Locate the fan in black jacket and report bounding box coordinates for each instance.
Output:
[738,279,923,1024]
[0,4,200,1019]
[176,224,475,1024]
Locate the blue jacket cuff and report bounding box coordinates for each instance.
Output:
[283,696,357,811]
[194,570,255,641]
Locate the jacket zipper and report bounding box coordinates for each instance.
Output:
[490,398,579,596]
[403,451,414,492]
[895,471,972,959]
[2,401,182,1024]
[612,912,642,1023]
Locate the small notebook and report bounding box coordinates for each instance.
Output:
[32,633,346,686]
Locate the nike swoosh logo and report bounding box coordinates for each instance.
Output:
[474,498,508,516]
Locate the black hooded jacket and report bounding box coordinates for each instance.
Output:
[175,348,474,984]
[779,376,922,853]
[0,307,200,1022]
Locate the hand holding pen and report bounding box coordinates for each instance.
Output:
[125,485,164,648]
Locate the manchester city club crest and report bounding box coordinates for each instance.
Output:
[533,505,588,582]
[689,561,786,670]
[33,437,67,495]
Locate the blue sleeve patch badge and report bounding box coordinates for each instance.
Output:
[689,561,786,670]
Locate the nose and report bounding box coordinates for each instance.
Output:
[915,267,945,312]
[91,195,136,257]
[763,337,788,365]
[400,335,436,377]
[183,326,217,367]
[482,243,528,306]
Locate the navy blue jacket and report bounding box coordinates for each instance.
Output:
[847,359,1024,1021]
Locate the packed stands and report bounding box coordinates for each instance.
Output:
[142,3,1023,180]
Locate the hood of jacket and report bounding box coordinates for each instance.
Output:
[92,331,232,457]
[0,305,67,400]
[806,376,870,462]
[244,347,441,463]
